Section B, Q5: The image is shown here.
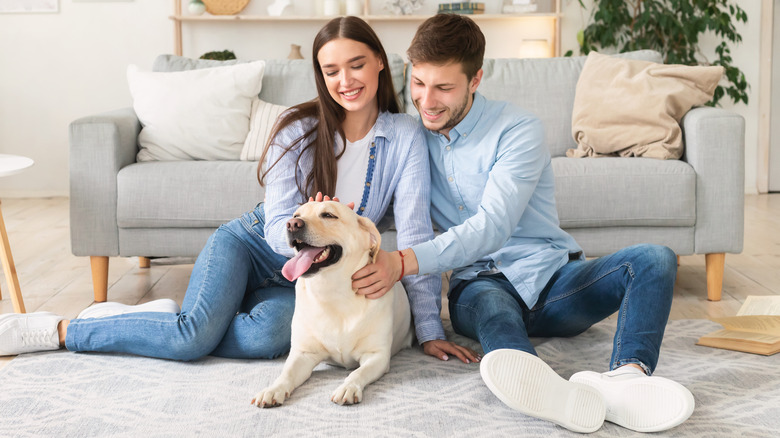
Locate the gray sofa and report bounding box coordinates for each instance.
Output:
[69,50,744,303]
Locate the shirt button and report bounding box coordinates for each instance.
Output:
[462,133,468,138]
[458,205,463,210]
[448,176,454,182]
[360,207,365,211]
[497,261,502,266]
[366,182,370,187]
[445,146,451,151]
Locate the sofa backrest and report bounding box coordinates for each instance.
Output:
[153,50,663,159]
[152,54,407,110]
[403,50,663,157]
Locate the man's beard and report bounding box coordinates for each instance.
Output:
[417,90,470,135]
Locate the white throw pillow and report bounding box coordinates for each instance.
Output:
[127,60,265,161]
[240,99,290,161]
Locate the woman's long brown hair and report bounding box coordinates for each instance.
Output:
[258,16,401,200]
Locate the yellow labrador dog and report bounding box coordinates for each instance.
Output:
[252,201,413,407]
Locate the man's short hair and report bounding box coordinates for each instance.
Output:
[407,13,486,80]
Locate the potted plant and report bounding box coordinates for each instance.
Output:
[200,50,237,61]
[574,0,748,106]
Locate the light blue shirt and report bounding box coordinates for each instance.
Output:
[411,92,583,309]
[263,111,445,343]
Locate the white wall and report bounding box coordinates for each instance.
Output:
[0,0,763,197]
[0,0,170,197]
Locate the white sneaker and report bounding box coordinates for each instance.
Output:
[569,367,695,432]
[480,349,606,433]
[0,312,64,356]
[77,299,180,320]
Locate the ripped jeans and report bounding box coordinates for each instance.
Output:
[449,244,677,374]
[65,204,295,361]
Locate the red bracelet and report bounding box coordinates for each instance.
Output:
[397,250,405,282]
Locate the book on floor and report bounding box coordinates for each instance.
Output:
[696,295,780,356]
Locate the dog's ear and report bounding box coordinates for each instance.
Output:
[357,216,381,263]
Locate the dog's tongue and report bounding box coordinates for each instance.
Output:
[282,247,324,281]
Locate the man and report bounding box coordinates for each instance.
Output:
[353,13,694,434]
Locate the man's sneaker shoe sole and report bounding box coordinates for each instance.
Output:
[480,349,606,433]
[77,299,180,320]
[570,370,695,432]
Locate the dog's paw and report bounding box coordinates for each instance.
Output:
[331,382,363,405]
[251,385,291,408]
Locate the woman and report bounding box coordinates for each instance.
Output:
[0,17,477,364]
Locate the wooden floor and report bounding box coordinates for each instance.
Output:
[1,195,779,369]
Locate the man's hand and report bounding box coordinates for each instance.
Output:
[352,249,402,299]
[422,339,481,364]
[308,191,355,210]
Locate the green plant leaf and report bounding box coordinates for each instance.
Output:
[578,0,749,106]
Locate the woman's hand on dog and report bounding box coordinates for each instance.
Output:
[308,192,355,210]
[352,249,402,299]
[423,339,481,364]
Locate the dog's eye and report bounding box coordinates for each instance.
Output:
[320,212,338,219]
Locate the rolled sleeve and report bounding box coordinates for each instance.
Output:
[393,126,445,343]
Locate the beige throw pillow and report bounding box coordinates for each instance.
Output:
[568,52,723,159]
[240,99,289,161]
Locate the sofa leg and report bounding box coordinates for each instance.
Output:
[90,256,109,303]
[705,253,725,302]
[139,257,150,268]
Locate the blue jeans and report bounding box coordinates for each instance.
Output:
[65,205,295,361]
[449,244,676,374]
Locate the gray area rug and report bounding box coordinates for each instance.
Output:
[0,319,777,437]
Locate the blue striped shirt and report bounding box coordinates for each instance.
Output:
[411,92,583,309]
[263,111,446,343]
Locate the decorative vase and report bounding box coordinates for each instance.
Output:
[268,0,292,17]
[188,0,207,15]
[383,0,423,16]
[288,44,304,60]
[346,0,363,16]
[323,0,340,16]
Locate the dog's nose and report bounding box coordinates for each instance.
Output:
[287,217,305,233]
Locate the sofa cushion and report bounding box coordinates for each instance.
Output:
[568,52,723,159]
[404,50,663,158]
[153,54,408,111]
[128,61,265,162]
[241,99,290,161]
[552,157,695,228]
[117,161,264,228]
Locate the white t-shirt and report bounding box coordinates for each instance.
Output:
[334,127,375,207]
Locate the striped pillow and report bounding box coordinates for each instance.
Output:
[240,99,289,161]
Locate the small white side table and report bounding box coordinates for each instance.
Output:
[0,154,33,314]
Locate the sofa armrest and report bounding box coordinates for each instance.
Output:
[681,106,745,254]
[69,107,141,257]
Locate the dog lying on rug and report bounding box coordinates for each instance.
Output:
[252,201,413,407]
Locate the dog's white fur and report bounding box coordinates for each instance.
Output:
[252,201,412,407]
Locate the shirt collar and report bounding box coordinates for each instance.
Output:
[451,91,485,139]
[373,111,393,143]
[427,92,485,143]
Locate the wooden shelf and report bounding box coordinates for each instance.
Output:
[170,13,559,22]
[171,0,562,57]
